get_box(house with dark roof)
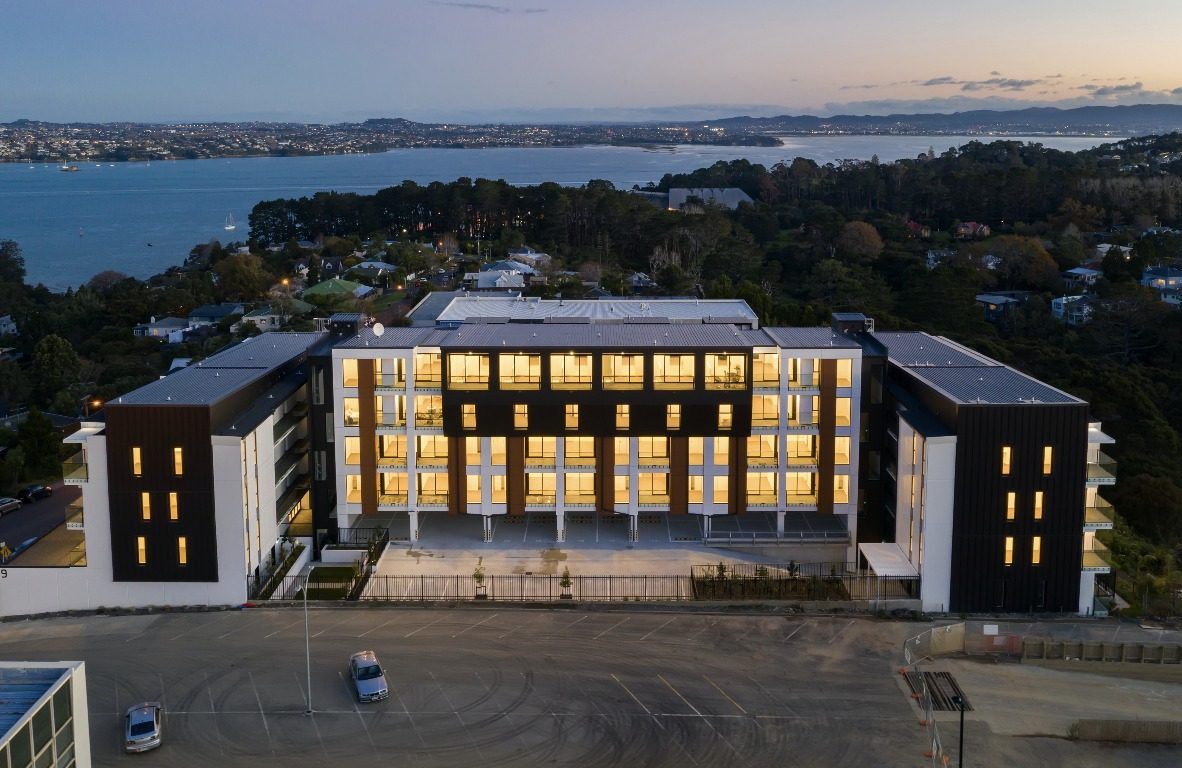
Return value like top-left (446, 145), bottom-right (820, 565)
top-left (667, 187), bottom-right (754, 211)
top-left (188, 303), bottom-right (245, 327)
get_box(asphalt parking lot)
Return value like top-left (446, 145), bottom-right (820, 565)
top-left (0, 609), bottom-right (1178, 767)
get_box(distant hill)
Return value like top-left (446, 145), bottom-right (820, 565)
top-left (707, 104), bottom-right (1182, 136)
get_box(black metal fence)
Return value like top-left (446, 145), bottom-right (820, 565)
top-left (690, 562), bottom-right (917, 601)
top-left (361, 574), bottom-right (691, 602)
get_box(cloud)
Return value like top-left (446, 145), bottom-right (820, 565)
top-left (1091, 81), bottom-right (1145, 97)
top-left (1046, 73), bottom-right (1064, 79)
top-left (918, 75), bottom-right (1043, 92)
top-left (840, 83), bottom-right (881, 91)
top-left (919, 76), bottom-right (960, 86)
top-left (430, 1), bottom-right (547, 13)
top-left (990, 70), bottom-right (1001, 76)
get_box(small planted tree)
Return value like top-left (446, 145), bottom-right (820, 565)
top-left (473, 561), bottom-right (487, 599)
top-left (559, 566), bottom-right (573, 599)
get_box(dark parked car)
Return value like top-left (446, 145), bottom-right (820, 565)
top-left (17, 484), bottom-right (52, 503)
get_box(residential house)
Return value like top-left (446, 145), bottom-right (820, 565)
top-left (906, 220), bottom-right (932, 239)
top-left (461, 271), bottom-right (525, 292)
top-left (925, 250), bottom-right (955, 270)
top-left (627, 272), bottom-right (658, 291)
top-left (975, 291), bottom-right (1030, 324)
top-left (667, 187), bottom-right (754, 212)
top-left (132, 316), bottom-right (192, 342)
top-left (1141, 265), bottom-right (1182, 292)
top-left (954, 222), bottom-right (992, 239)
top-left (1096, 243), bottom-right (1132, 261)
top-left (507, 246), bottom-right (551, 270)
top-left (1063, 267), bottom-right (1103, 291)
top-left (188, 303), bottom-right (245, 328)
top-left (302, 277), bottom-right (374, 301)
top-left (1051, 295), bottom-right (1093, 326)
top-left (236, 300), bottom-right (315, 331)
top-left (0, 314), bottom-right (17, 337)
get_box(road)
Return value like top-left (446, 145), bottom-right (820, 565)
top-left (1, 609), bottom-right (1178, 767)
top-left (0, 481), bottom-right (76, 559)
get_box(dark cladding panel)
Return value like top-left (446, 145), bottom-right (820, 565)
top-left (817, 359), bottom-right (836, 513)
top-left (357, 360), bottom-right (377, 515)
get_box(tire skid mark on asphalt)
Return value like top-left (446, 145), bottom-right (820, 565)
top-left (204, 672), bottom-right (226, 759)
top-left (741, 672), bottom-right (802, 719)
top-left (609, 674), bottom-right (663, 729)
top-left (593, 617), bottom-right (629, 639)
top-left (339, 671), bottom-right (377, 754)
top-left (452, 612), bottom-right (498, 638)
top-left (404, 616), bottom-right (446, 637)
top-left (474, 670), bottom-right (530, 756)
top-left (428, 669), bottom-right (488, 764)
top-left (658, 674), bottom-right (742, 757)
top-left (687, 618), bottom-right (716, 641)
top-left (246, 669), bottom-right (275, 758)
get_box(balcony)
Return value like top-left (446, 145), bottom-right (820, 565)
top-left (787, 455), bottom-right (819, 467)
top-left (65, 499), bottom-right (84, 531)
top-left (62, 452), bottom-right (89, 484)
top-left (1084, 497), bottom-right (1115, 531)
top-left (376, 455), bottom-right (407, 467)
top-left (748, 456), bottom-right (778, 468)
top-left (786, 494), bottom-right (819, 507)
top-left (374, 373), bottom-right (405, 390)
top-left (274, 446), bottom-right (308, 487)
top-left (415, 411), bottom-right (443, 429)
top-left (273, 404), bottom-right (308, 443)
top-left (1087, 451), bottom-right (1117, 485)
top-left (416, 455), bottom-right (448, 468)
top-left (378, 492), bottom-right (409, 507)
top-left (1082, 539), bottom-right (1113, 572)
top-left (787, 375), bottom-right (817, 391)
top-left (418, 493), bottom-right (448, 507)
top-left (375, 414), bottom-right (407, 430)
top-left (525, 457), bottom-right (556, 468)
top-left (525, 494), bottom-right (556, 507)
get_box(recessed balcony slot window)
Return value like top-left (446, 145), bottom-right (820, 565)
top-left (513, 404), bottom-right (529, 430)
top-left (835, 397), bottom-right (852, 427)
top-left (465, 436), bottom-right (481, 465)
top-left (342, 359), bottom-right (358, 388)
top-left (447, 353), bottom-right (490, 390)
top-left (490, 437), bottom-right (507, 466)
top-left (718, 404), bottom-right (733, 430)
top-left (638, 472), bottom-right (669, 504)
top-left (1032, 536), bottom-right (1042, 565)
top-left (564, 472), bottom-right (595, 504)
top-left (688, 475), bottom-right (705, 503)
top-left (551, 353), bottom-right (593, 390)
top-left (375, 357), bottom-right (406, 388)
top-left (705, 353), bottom-right (746, 390)
top-left (688, 437), bottom-right (704, 466)
top-left (835, 359), bottom-right (853, 388)
top-left (168, 492), bottom-right (179, 521)
top-left (787, 434), bottom-right (817, 464)
top-left (603, 354), bottom-right (644, 390)
top-left (173, 447), bottom-right (184, 476)
top-left (131, 446), bottom-right (142, 477)
top-left (565, 404), bottom-right (579, 430)
top-left (379, 472), bottom-right (408, 504)
top-left (1042, 446), bottom-right (1053, 475)
top-left (786, 471), bottom-right (817, 503)
top-left (490, 474), bottom-right (507, 503)
top-left (638, 436), bottom-right (669, 466)
top-left (414, 352), bottom-right (442, 387)
top-left (834, 475), bottom-right (850, 504)
top-left (565, 436), bottom-right (595, 466)
top-left (746, 471), bottom-right (777, 505)
top-left (752, 352), bottom-right (779, 387)
top-left (527, 436), bottom-right (556, 467)
top-left (786, 358), bottom-right (807, 387)
top-left (177, 536), bottom-right (188, 566)
top-left (379, 435), bottom-right (407, 466)
top-left (614, 475), bottom-right (629, 505)
top-left (712, 475), bottom-right (729, 505)
top-left (416, 435), bottom-right (449, 466)
top-left (140, 492), bottom-right (151, 521)
top-left (136, 536), bottom-right (147, 565)
top-left (786, 395), bottom-right (811, 427)
top-left (834, 436), bottom-right (851, 465)
top-left (752, 395), bottom-right (779, 427)
top-left (1006, 491), bottom-right (1017, 521)
top-left (345, 474), bottom-right (362, 503)
top-left (343, 398), bottom-right (360, 427)
top-left (466, 475), bottom-right (482, 505)
top-left (1001, 446), bottom-right (1012, 476)
top-left (462, 403), bottom-right (476, 430)
top-left (499, 353), bottom-right (541, 390)
top-left (615, 404), bottom-right (630, 430)
top-left (614, 437), bottom-right (630, 466)
top-left (526, 472), bottom-right (556, 505)
top-left (666, 404), bottom-right (681, 430)
top-left (654, 354), bottom-right (695, 390)
top-left (1004, 536), bottom-right (1014, 566)
top-left (415, 395), bottom-right (443, 428)
top-left (747, 435), bottom-right (778, 466)
top-left (344, 436), bottom-right (361, 465)
top-left (1033, 491), bottom-right (1044, 520)
top-left (417, 472), bottom-right (449, 505)
top-left (378, 395), bottom-right (407, 428)
top-left (713, 437), bottom-right (730, 467)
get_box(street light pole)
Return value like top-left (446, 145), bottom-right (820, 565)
top-left (951, 694), bottom-right (965, 766)
top-left (303, 570), bottom-right (313, 715)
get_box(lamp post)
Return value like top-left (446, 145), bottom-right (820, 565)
top-left (951, 694), bottom-right (965, 766)
top-left (303, 570), bottom-right (313, 715)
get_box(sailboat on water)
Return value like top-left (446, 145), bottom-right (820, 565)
top-left (224, 213), bottom-right (237, 232)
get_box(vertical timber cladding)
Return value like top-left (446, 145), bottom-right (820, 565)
top-left (507, 436), bottom-right (526, 516)
top-left (729, 436), bottom-right (747, 514)
top-left (669, 437), bottom-right (688, 514)
top-left (357, 359), bottom-right (378, 516)
top-left (105, 404), bottom-right (218, 582)
top-left (817, 359), bottom-right (837, 513)
top-left (447, 437), bottom-right (466, 514)
top-left (595, 437), bottom-right (613, 513)
top-left (949, 404), bottom-right (1088, 613)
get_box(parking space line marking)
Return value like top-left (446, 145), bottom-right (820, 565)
top-left (311, 616), bottom-right (352, 638)
top-left (430, 670), bottom-right (489, 763)
top-left (639, 617), bottom-right (677, 641)
top-left (827, 619), bottom-right (855, 645)
top-left (610, 674), bottom-right (663, 729)
top-left (593, 617), bottom-right (629, 639)
top-left (358, 616), bottom-right (399, 638)
top-left (392, 684), bottom-right (427, 746)
top-left (168, 613), bottom-right (227, 642)
top-left (783, 620), bottom-right (809, 642)
top-left (498, 614), bottom-right (542, 639)
top-left (559, 614), bottom-right (589, 633)
top-left (688, 619), bottom-right (715, 640)
top-left (405, 616), bottom-right (446, 637)
top-left (205, 672), bottom-right (225, 758)
top-left (216, 615), bottom-right (261, 640)
top-left (247, 670), bottom-right (275, 757)
top-left (703, 675), bottom-right (747, 715)
top-left (263, 618), bottom-right (304, 639)
top-left (476, 670), bottom-right (531, 753)
top-left (453, 613), bottom-right (498, 638)
top-left (340, 671), bottom-right (377, 752)
top-left (660, 674), bottom-right (740, 756)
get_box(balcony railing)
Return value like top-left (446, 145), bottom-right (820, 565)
top-left (375, 414), bottom-right (407, 430)
top-left (1082, 539), bottom-right (1113, 572)
top-left (65, 499), bottom-right (84, 530)
top-left (525, 494), bottom-right (556, 505)
top-left (1087, 451), bottom-right (1117, 485)
top-left (1085, 497), bottom-right (1115, 530)
top-left (416, 456), bottom-right (448, 468)
top-left (787, 455), bottom-right (819, 467)
top-left (415, 412), bottom-right (443, 428)
top-left (378, 493), bottom-right (409, 506)
top-left (376, 455), bottom-right (407, 467)
top-left (374, 374), bottom-right (406, 390)
top-left (787, 375), bottom-right (817, 390)
top-left (525, 457), bottom-right (556, 468)
top-left (62, 452), bottom-right (89, 484)
top-left (564, 456), bottom-right (595, 468)
top-left (786, 494), bottom-right (819, 507)
top-left (418, 493), bottom-right (448, 506)
top-left (748, 456), bottom-right (778, 467)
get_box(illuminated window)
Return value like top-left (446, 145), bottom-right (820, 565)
top-left (705, 353), bottom-right (747, 390)
top-left (414, 395), bottom-right (443, 427)
top-left (746, 471), bottom-right (777, 505)
top-left (752, 352), bottom-right (779, 387)
top-left (564, 472), bottom-right (595, 504)
top-left (688, 437), bottom-right (704, 465)
top-left (835, 397), bottom-right (852, 427)
top-left (565, 437), bottom-right (595, 466)
top-left (375, 357), bottom-right (406, 388)
top-left (177, 536), bottom-right (188, 566)
top-left (514, 404), bottom-right (529, 430)
top-left (712, 475), bottom-right (729, 504)
top-left (614, 437), bottom-right (629, 465)
top-left (785, 395), bottom-right (805, 426)
top-left (344, 436), bottom-right (361, 465)
top-left (718, 404), bottom-right (733, 430)
top-left (379, 473), bottom-right (408, 504)
top-left (666, 404), bottom-right (681, 430)
top-left (688, 475), bottom-right (704, 503)
top-left (1001, 446), bottom-right (1012, 476)
top-left (447, 353), bottom-right (489, 390)
top-left (136, 536), bottom-right (147, 565)
top-left (1004, 536), bottom-right (1014, 566)
top-left (786, 357), bottom-right (804, 387)
top-left (1042, 446), bottom-right (1053, 475)
top-left (752, 395), bottom-right (779, 427)
top-left (417, 472), bottom-right (449, 504)
top-left (638, 472), bottom-right (669, 504)
top-left (1034, 491), bottom-right (1044, 520)
top-left (834, 436), bottom-right (851, 465)
top-left (462, 403), bottom-right (476, 430)
top-left (465, 436), bottom-right (481, 465)
top-left (1032, 536), bottom-right (1042, 565)
top-left (466, 475), bottom-right (482, 505)
top-left (378, 435), bottom-right (407, 465)
top-left (550, 353), bottom-right (593, 390)
top-left (614, 475), bottom-right (630, 505)
top-left (713, 437), bottom-right (730, 466)
top-left (747, 435), bottom-right (777, 466)
top-left (381, 395), bottom-right (407, 427)
top-left (416, 435), bottom-right (448, 466)
top-left (1006, 491), bottom-right (1017, 521)
top-left (173, 446), bottom-right (184, 476)
top-left (603, 354), bottom-right (644, 389)
top-left (785, 471), bottom-right (817, 501)
top-left (490, 437), bottom-right (507, 465)
top-left (527, 436), bottom-right (556, 466)
top-left (565, 404), bottom-right (579, 430)
top-left (131, 446), bottom-right (142, 476)
top-left (835, 359), bottom-right (853, 388)
top-left (140, 492), bottom-right (151, 521)
top-left (616, 403), bottom-right (630, 430)
top-left (526, 472), bottom-right (556, 504)
top-left (834, 475), bottom-right (850, 504)
top-left (413, 352), bottom-right (442, 387)
top-left (168, 492), bottom-right (178, 521)
top-left (638, 437), bottom-right (669, 465)
top-left (499, 353), bottom-right (541, 390)
top-left (346, 474), bottom-right (362, 503)
top-left (342, 398), bottom-right (360, 426)
top-left (654, 354), bottom-right (695, 390)
top-left (490, 475), bottom-right (507, 503)
top-left (787, 434), bottom-right (816, 463)
top-left (342, 359), bottom-right (358, 388)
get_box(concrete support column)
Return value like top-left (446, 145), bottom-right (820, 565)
top-left (777, 510), bottom-right (786, 537)
top-left (703, 514), bottom-right (712, 539)
top-left (482, 514), bottom-right (493, 543)
top-left (556, 510), bottom-right (566, 543)
top-left (629, 513), bottom-right (638, 542)
top-left (409, 510), bottom-right (420, 543)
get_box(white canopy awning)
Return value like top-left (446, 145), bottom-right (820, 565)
top-left (859, 543), bottom-right (919, 578)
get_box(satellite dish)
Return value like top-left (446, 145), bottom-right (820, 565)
top-left (372, 322), bottom-right (385, 337)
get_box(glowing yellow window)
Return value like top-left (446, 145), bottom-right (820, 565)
top-left (616, 403), bottom-right (630, 430)
top-left (614, 475), bottom-right (629, 505)
top-left (341, 359), bottom-right (358, 388)
top-left (466, 475), bottom-right (482, 505)
top-left (417, 472), bottom-right (449, 504)
top-left (1033, 491), bottom-right (1044, 520)
top-left (688, 475), bottom-right (704, 503)
top-left (344, 436), bottom-right (361, 465)
top-left (379, 473), bottom-right (408, 504)
top-left (136, 536), bottom-right (147, 565)
top-left (527, 436), bottom-right (556, 466)
top-left (447, 353), bottom-right (489, 390)
top-left (465, 437), bottom-right (481, 464)
top-left (490, 475), bottom-right (507, 503)
top-left (140, 492), bottom-right (151, 521)
top-left (1006, 491), bottom-right (1017, 521)
top-left (834, 475), bottom-right (850, 504)
top-left (746, 471), bottom-right (777, 504)
top-left (712, 475), bottom-right (729, 504)
top-left (565, 437), bottom-right (595, 466)
top-left (379, 435), bottom-right (407, 466)
top-left (1004, 536), bottom-right (1014, 566)
top-left (834, 436), bottom-right (851, 465)
top-left (131, 446), bottom-right (142, 476)
top-left (173, 446), bottom-right (184, 476)
top-left (638, 472), bottom-right (669, 504)
top-left (168, 492), bottom-right (179, 521)
top-left (550, 353), bottom-right (593, 390)
top-left (414, 395), bottom-right (443, 427)
top-left (638, 437), bottom-right (669, 466)
top-left (705, 353), bottom-right (746, 390)
top-left (526, 472), bottom-right (556, 504)
top-left (1031, 536), bottom-right (1042, 565)
top-left (177, 536), bottom-right (188, 566)
top-left (462, 403), bottom-right (476, 430)
top-left (1001, 446), bottom-right (1012, 476)
top-left (565, 404), bottom-right (579, 430)
top-left (346, 474), bottom-right (362, 503)
top-left (514, 404), bottom-right (529, 430)
top-left (614, 437), bottom-right (629, 466)
top-left (414, 352), bottom-right (442, 387)
top-left (713, 437), bottom-right (729, 466)
top-left (499, 353), bottom-right (541, 390)
top-left (654, 354), bottom-right (695, 390)
top-left (835, 359), bottom-right (853, 388)
top-left (666, 404), bottom-right (681, 430)
top-left (343, 398), bottom-right (360, 426)
top-left (564, 472), bottom-right (594, 504)
top-left (416, 435), bottom-right (448, 466)
top-left (747, 435), bottom-right (777, 466)
top-left (752, 395), bottom-right (779, 427)
top-left (835, 397), bottom-right (852, 427)
top-left (603, 354), bottom-right (644, 390)
top-left (490, 437), bottom-right (507, 466)
top-left (1042, 446), bottom-right (1053, 475)
top-left (787, 434), bottom-right (816, 463)
top-left (688, 437), bottom-right (704, 465)
top-left (752, 352), bottom-right (779, 387)
top-left (718, 404), bottom-right (733, 430)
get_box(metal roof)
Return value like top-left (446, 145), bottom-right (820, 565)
top-left (438, 323), bottom-right (758, 349)
top-left (431, 297), bottom-right (759, 325)
top-left (761, 327), bottom-right (863, 350)
top-left (0, 667), bottom-right (68, 741)
top-left (335, 327), bottom-right (452, 350)
top-left (870, 332), bottom-right (998, 368)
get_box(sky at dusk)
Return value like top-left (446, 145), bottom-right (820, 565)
top-left (3, 0), bottom-right (1182, 123)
